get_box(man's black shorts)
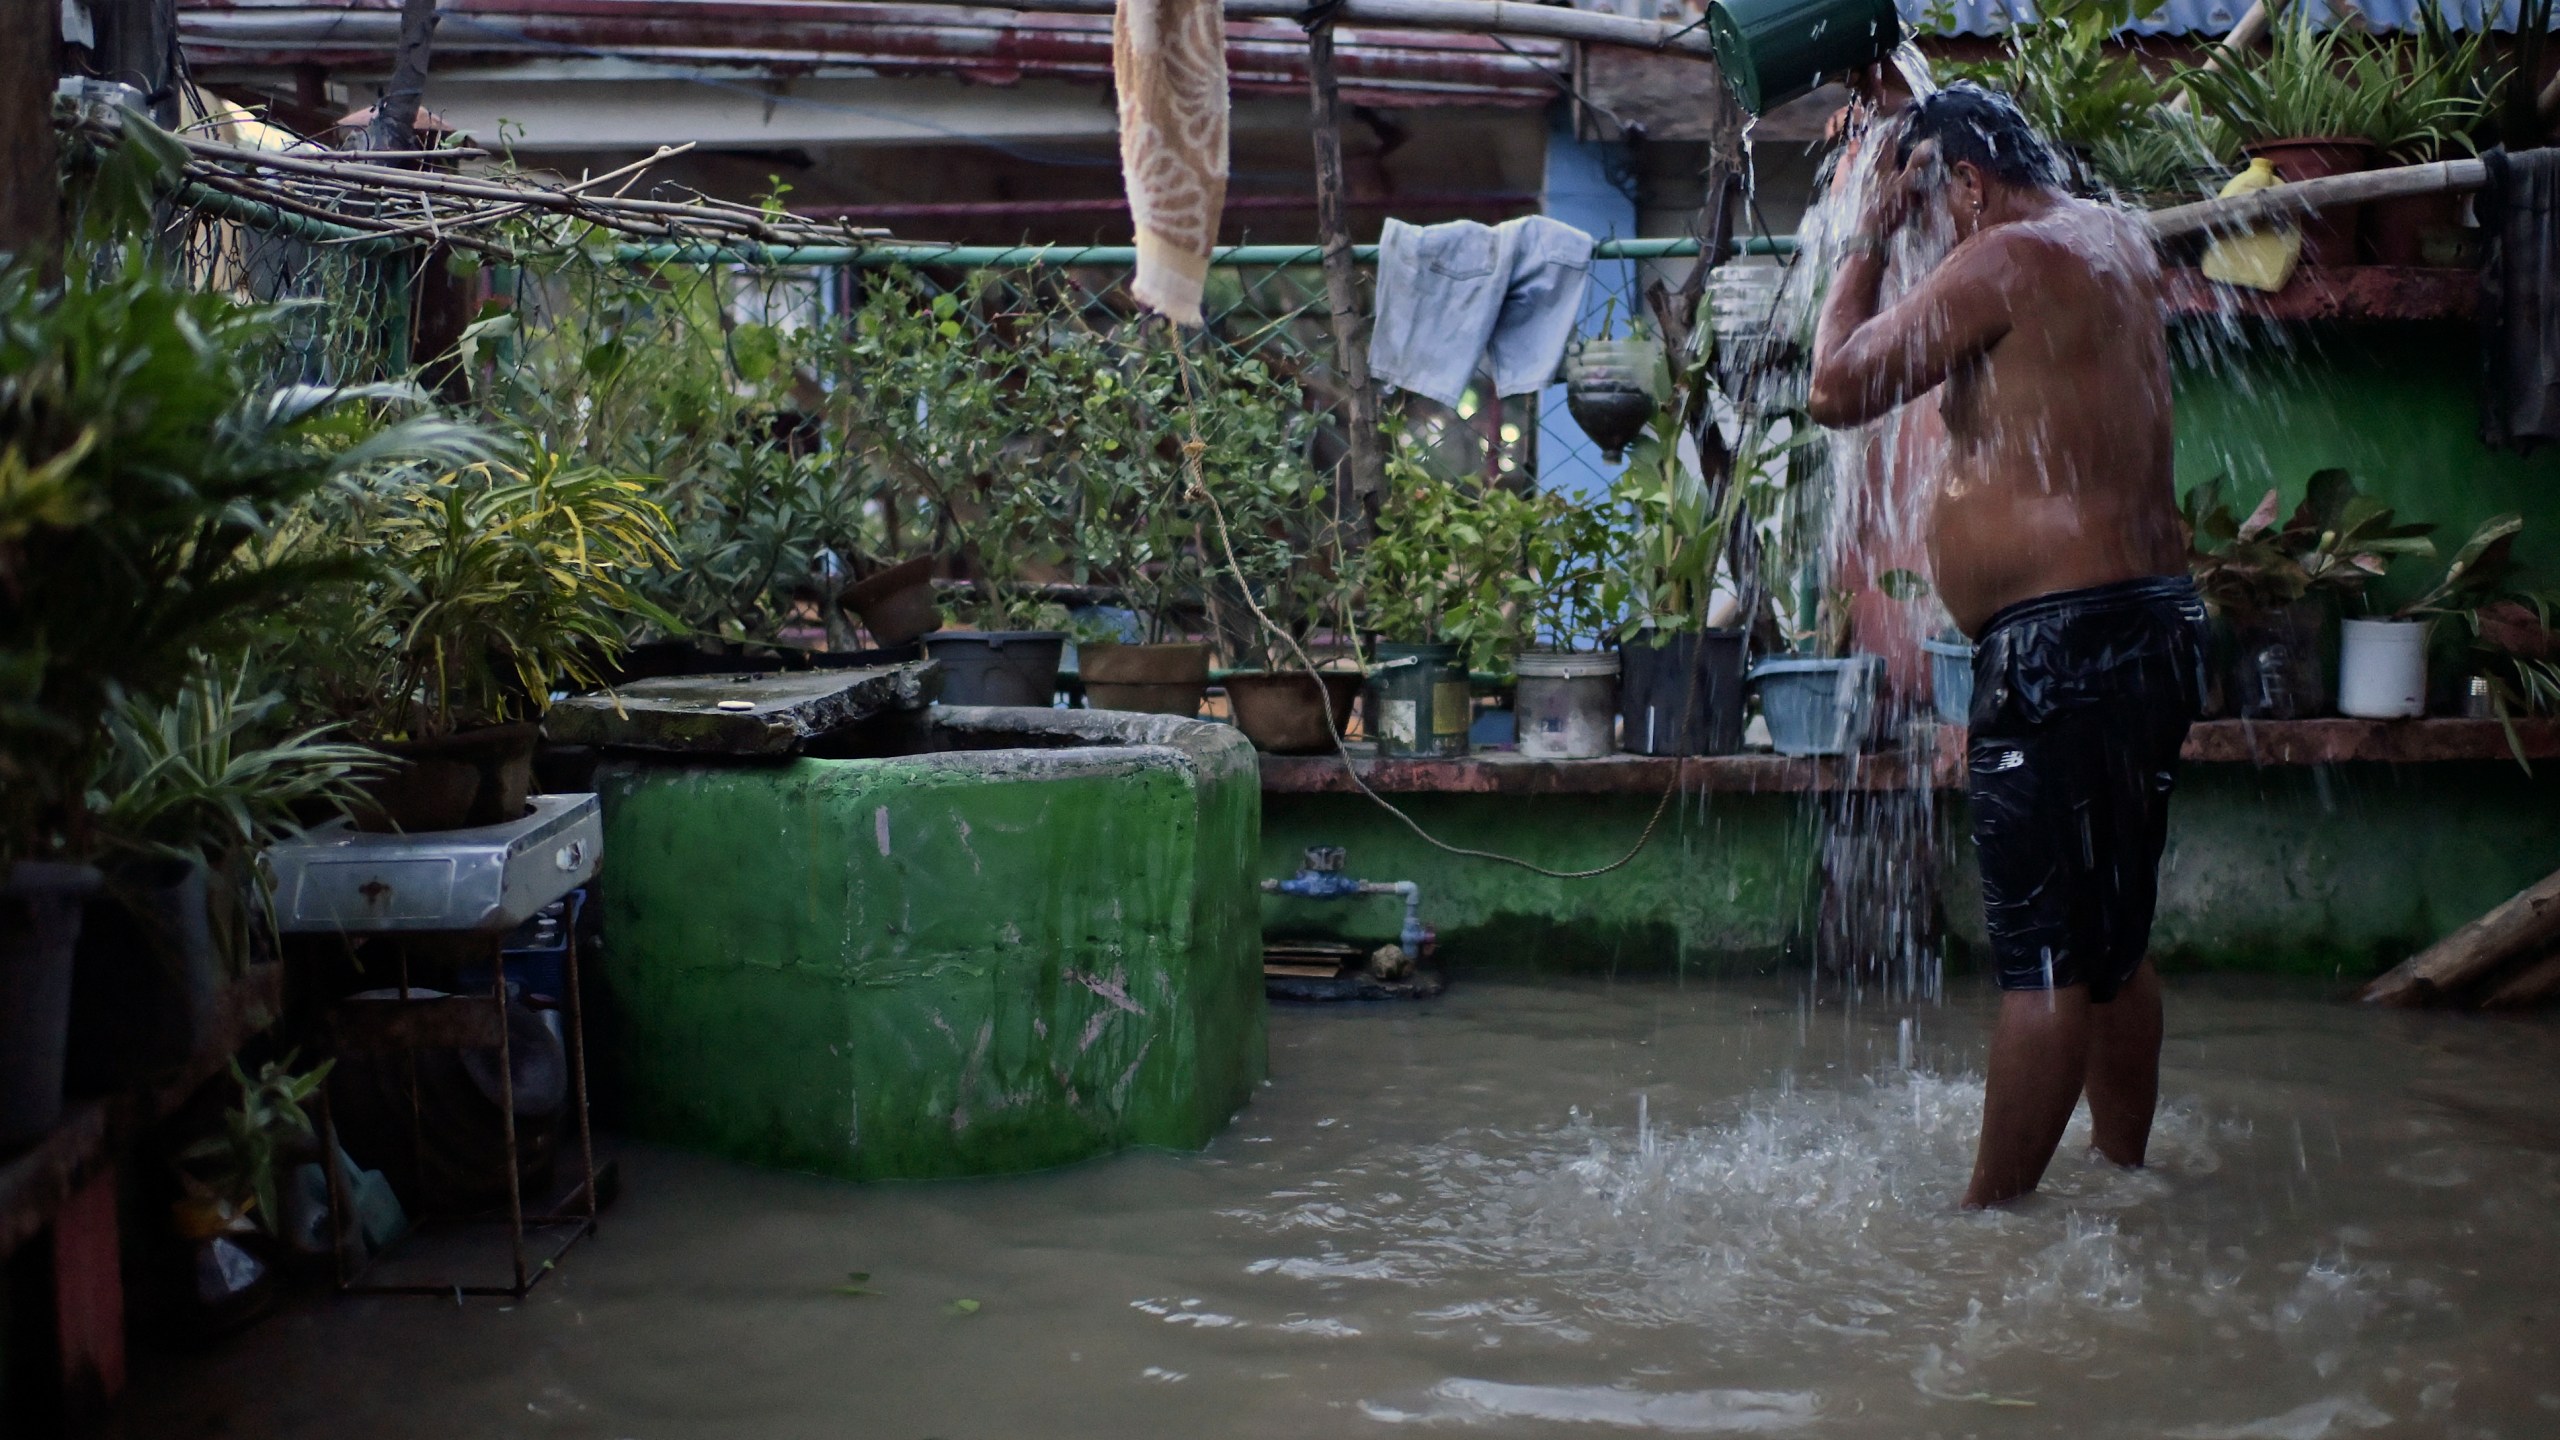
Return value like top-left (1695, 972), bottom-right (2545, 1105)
top-left (1966, 575), bottom-right (2208, 1003)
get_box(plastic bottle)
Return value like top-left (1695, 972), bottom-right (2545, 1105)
top-left (2200, 158), bottom-right (2304, 293)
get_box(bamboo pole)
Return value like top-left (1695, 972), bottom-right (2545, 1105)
top-left (2144, 157), bottom-right (2491, 242)
top-left (2163, 0), bottom-right (2267, 116)
top-left (2361, 865), bottom-right (2560, 1006)
top-left (1305, 15), bottom-right (1386, 505)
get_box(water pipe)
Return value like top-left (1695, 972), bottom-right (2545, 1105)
top-left (1261, 846), bottom-right (1432, 955)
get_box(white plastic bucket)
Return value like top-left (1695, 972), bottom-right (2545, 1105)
top-left (1514, 650), bottom-right (1621, 760)
top-left (2338, 617), bottom-right (2429, 718)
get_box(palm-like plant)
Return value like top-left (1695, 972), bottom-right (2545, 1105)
top-left (297, 444), bottom-right (679, 741)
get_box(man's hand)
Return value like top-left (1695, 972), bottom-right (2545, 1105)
top-left (1858, 138), bottom-right (1938, 246)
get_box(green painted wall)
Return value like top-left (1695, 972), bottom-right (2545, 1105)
top-left (1265, 762), bottom-right (2560, 980)
top-left (2172, 321), bottom-right (2560, 608)
top-left (2148, 761), bottom-right (2560, 980)
top-left (1261, 792), bottom-right (1817, 974)
top-left (595, 725), bottom-right (1265, 1181)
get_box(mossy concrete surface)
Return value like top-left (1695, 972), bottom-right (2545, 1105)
top-left (595, 708), bottom-right (1265, 1180)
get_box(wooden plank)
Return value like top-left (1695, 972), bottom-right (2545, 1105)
top-left (2362, 865), bottom-right (2560, 1006)
top-left (544, 661), bottom-right (938, 754)
top-left (0, 963), bottom-right (285, 1262)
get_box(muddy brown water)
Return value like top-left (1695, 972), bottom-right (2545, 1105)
top-left (121, 978), bottom-right (2560, 1439)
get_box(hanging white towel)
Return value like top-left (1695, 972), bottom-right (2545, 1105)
top-left (1113, 0), bottom-right (1229, 326)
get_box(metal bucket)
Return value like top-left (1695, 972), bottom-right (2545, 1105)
top-left (1364, 642), bottom-right (1471, 758)
top-left (1514, 650), bottom-right (1621, 760)
top-left (1705, 0), bottom-right (1902, 116)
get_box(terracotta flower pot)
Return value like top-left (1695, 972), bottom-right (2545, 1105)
top-left (844, 556), bottom-right (941, 647)
top-left (358, 722), bottom-right (540, 833)
top-left (2364, 190), bottom-right (2467, 268)
top-left (2243, 136), bottom-right (2379, 270)
top-left (1222, 670), bottom-right (1363, 754)
top-left (1078, 641), bottom-right (1214, 716)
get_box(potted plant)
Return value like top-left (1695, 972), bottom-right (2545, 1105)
top-left (1510, 493), bottom-right (1622, 760)
top-left (2182, 470), bottom-right (2439, 718)
top-left (1751, 581), bottom-right (1889, 756)
top-left (834, 272), bottom-right (1074, 707)
top-left (1204, 426), bottom-right (1364, 753)
top-left (1357, 439), bottom-right (1551, 758)
top-left (1, 191), bottom-right (472, 1144)
top-left (1061, 327), bottom-right (1312, 717)
top-left (1614, 390), bottom-right (1796, 757)
top-left (2379, 512), bottom-right (2560, 757)
top-left (280, 441), bottom-right (677, 830)
top-left (2362, 9), bottom-right (2501, 266)
top-left (2177, 17), bottom-right (2468, 268)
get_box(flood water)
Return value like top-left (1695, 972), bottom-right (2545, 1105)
top-left (124, 978), bottom-right (2560, 1439)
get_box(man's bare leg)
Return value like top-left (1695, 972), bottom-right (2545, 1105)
top-left (2082, 959), bottom-right (2162, 1167)
top-left (1964, 983), bottom-right (2091, 1209)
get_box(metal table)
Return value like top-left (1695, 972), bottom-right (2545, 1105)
top-left (263, 794), bottom-right (603, 1298)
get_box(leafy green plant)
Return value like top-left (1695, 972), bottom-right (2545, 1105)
top-left (281, 443), bottom-right (678, 741)
top-left (636, 433), bottom-right (875, 647)
top-left (178, 1054), bottom-right (334, 1241)
top-left (2394, 513), bottom-right (2560, 757)
top-left (2181, 470), bottom-right (2438, 621)
top-left (1058, 320), bottom-right (1319, 645)
top-left (1362, 438), bottom-right (1591, 673)
top-left (829, 272), bottom-right (1076, 632)
top-left (0, 245), bottom-right (483, 859)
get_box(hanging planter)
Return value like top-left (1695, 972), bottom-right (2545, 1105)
top-left (1563, 336), bottom-right (1664, 464)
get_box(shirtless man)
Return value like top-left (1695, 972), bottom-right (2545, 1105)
top-left (1806, 84), bottom-right (2207, 1209)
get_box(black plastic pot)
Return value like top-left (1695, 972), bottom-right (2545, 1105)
top-left (924, 631), bottom-right (1067, 708)
top-left (1618, 628), bottom-right (1748, 756)
top-left (67, 857), bottom-right (223, 1095)
top-left (1, 862), bottom-right (103, 1150)
top-left (2228, 598), bottom-right (2333, 720)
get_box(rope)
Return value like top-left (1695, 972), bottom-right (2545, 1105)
top-left (1171, 347), bottom-right (1699, 881)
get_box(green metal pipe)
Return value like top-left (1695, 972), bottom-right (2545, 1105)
top-left (174, 179), bottom-right (418, 257)
top-left (611, 235), bottom-right (1799, 268)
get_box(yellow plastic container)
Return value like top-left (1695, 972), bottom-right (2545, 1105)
top-left (2200, 158), bottom-right (2303, 293)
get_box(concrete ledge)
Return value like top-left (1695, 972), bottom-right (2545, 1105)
top-left (2163, 266), bottom-right (2474, 325)
top-left (1258, 719), bottom-right (2560, 794)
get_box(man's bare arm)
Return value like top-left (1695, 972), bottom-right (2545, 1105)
top-left (1809, 231), bottom-right (2019, 428)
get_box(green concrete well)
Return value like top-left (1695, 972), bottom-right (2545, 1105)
top-left (595, 707), bottom-right (1266, 1180)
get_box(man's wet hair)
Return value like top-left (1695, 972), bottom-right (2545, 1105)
top-left (1892, 82), bottom-right (2062, 190)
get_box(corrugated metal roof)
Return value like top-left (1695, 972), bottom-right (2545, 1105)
top-left (1908, 0), bottom-right (2556, 36)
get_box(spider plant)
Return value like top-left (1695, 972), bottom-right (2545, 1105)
top-left (2176, 14), bottom-right (2473, 150)
top-left (90, 660), bottom-right (385, 867)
